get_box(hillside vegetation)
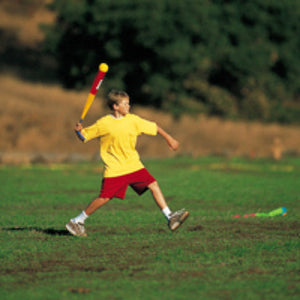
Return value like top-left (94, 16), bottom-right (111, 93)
top-left (1, 74), bottom-right (299, 164)
top-left (44, 0), bottom-right (300, 122)
top-left (0, 1), bottom-right (299, 164)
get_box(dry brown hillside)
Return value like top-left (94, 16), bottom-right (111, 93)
top-left (1, 74), bottom-right (299, 164)
top-left (0, 1), bottom-right (299, 164)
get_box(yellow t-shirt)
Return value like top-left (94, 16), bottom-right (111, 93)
top-left (82, 114), bottom-right (157, 177)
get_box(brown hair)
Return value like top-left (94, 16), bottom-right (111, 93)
top-left (107, 90), bottom-right (129, 110)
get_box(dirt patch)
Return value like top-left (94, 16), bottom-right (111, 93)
top-left (0, 0), bottom-right (55, 47)
top-left (189, 225), bottom-right (204, 232)
top-left (68, 287), bottom-right (91, 294)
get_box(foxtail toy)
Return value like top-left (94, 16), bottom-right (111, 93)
top-left (233, 207), bottom-right (287, 218)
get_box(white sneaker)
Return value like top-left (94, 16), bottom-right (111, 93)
top-left (66, 220), bottom-right (87, 237)
top-left (168, 209), bottom-right (189, 231)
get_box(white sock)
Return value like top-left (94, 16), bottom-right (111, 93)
top-left (162, 206), bottom-right (172, 220)
top-left (72, 211), bottom-right (88, 224)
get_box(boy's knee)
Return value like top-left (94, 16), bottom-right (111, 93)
top-left (148, 181), bottom-right (159, 191)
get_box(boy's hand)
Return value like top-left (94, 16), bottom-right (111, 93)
top-left (74, 123), bottom-right (86, 141)
top-left (168, 137), bottom-right (179, 151)
top-left (157, 126), bottom-right (179, 151)
top-left (74, 123), bottom-right (83, 132)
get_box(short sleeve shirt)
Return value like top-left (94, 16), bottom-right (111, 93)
top-left (82, 114), bottom-right (157, 177)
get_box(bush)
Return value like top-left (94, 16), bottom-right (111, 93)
top-left (241, 90), bottom-right (271, 121)
top-left (43, 0), bottom-right (300, 123)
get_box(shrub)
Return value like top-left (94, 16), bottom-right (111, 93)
top-left (43, 0), bottom-right (300, 122)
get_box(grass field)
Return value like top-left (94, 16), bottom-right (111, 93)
top-left (0, 156), bottom-right (299, 300)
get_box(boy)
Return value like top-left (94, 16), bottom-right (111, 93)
top-left (66, 90), bottom-right (189, 236)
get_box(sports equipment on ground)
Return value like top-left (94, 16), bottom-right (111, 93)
top-left (168, 209), bottom-right (190, 231)
top-left (233, 206), bottom-right (287, 218)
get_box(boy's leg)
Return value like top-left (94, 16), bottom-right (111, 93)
top-left (66, 175), bottom-right (127, 236)
top-left (66, 197), bottom-right (110, 236)
top-left (147, 181), bottom-right (168, 210)
top-left (147, 181), bottom-right (189, 231)
top-left (84, 197), bottom-right (110, 215)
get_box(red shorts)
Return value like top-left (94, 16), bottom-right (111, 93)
top-left (99, 168), bottom-right (156, 199)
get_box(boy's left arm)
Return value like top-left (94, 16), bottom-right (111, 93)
top-left (157, 125), bottom-right (179, 151)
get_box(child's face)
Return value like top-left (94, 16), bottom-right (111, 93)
top-left (115, 97), bottom-right (130, 116)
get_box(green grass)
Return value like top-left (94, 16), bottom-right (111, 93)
top-left (0, 156), bottom-right (299, 300)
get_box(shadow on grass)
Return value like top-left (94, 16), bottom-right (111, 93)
top-left (2, 227), bottom-right (70, 236)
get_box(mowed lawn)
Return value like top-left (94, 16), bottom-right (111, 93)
top-left (0, 156), bottom-right (299, 300)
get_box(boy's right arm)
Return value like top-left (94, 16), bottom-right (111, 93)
top-left (74, 123), bottom-right (86, 142)
top-left (74, 120), bottom-right (103, 142)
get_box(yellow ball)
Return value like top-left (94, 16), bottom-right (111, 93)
top-left (99, 63), bottom-right (109, 72)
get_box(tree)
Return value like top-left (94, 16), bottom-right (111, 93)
top-left (43, 0), bottom-right (300, 122)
